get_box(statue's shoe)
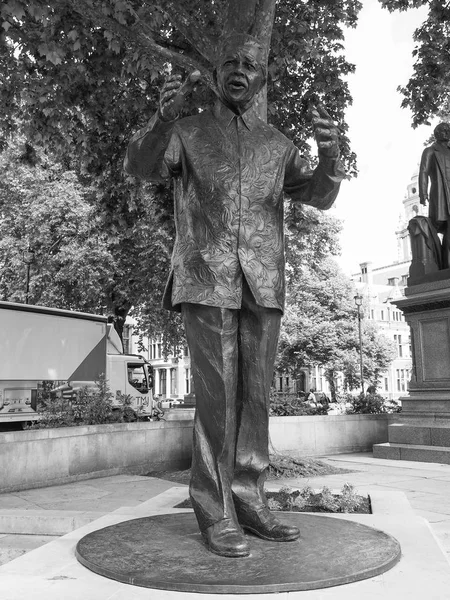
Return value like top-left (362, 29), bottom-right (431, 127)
top-left (201, 518), bottom-right (250, 558)
top-left (237, 505), bottom-right (300, 542)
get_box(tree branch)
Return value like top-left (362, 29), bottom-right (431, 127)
top-left (251, 0), bottom-right (276, 49)
top-left (57, 0), bottom-right (215, 88)
top-left (154, 0), bottom-right (218, 64)
top-left (224, 0), bottom-right (257, 37)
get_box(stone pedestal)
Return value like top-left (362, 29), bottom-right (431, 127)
top-left (374, 275), bottom-right (450, 463)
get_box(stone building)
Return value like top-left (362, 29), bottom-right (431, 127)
top-left (351, 167), bottom-right (424, 399)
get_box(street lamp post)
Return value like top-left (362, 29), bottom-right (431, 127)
top-left (22, 248), bottom-right (35, 304)
top-left (354, 293), bottom-right (364, 395)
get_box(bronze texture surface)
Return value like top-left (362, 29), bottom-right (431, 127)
top-left (76, 512), bottom-right (401, 594)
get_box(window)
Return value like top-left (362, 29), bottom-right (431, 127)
top-left (159, 370), bottom-right (167, 395)
top-left (170, 368), bottom-right (177, 396)
top-left (157, 343), bottom-right (162, 359)
top-left (370, 309), bottom-right (374, 320)
top-left (184, 346), bottom-right (189, 357)
top-left (380, 310), bottom-right (384, 321)
top-left (127, 364), bottom-right (148, 393)
top-left (185, 368), bottom-right (191, 394)
top-left (394, 334), bottom-right (403, 357)
top-left (396, 369), bottom-right (408, 392)
top-left (384, 377), bottom-right (389, 392)
top-left (122, 325), bottom-right (131, 354)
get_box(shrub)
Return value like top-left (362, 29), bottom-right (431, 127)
top-left (30, 376), bottom-right (131, 428)
top-left (349, 392), bottom-right (401, 414)
top-left (266, 483), bottom-right (369, 514)
top-left (269, 390), bottom-right (328, 417)
top-left (72, 377), bottom-right (116, 425)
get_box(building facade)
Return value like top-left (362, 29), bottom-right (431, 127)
top-left (351, 168), bottom-right (424, 399)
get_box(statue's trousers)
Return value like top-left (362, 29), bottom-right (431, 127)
top-left (181, 280), bottom-right (281, 532)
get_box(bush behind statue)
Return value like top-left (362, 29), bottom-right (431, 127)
top-left (345, 392), bottom-right (401, 415)
top-left (29, 376), bottom-right (136, 428)
top-left (270, 389), bottom-right (401, 417)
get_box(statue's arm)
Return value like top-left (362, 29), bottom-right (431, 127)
top-left (123, 113), bottom-right (177, 181)
top-left (419, 148), bottom-right (432, 205)
top-left (283, 148), bottom-right (345, 210)
top-left (124, 74), bottom-right (190, 180)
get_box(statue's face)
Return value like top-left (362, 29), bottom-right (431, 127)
top-left (435, 123), bottom-right (450, 142)
top-left (216, 43), bottom-right (264, 111)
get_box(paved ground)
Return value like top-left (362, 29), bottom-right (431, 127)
top-left (2, 452), bottom-right (450, 564)
top-left (0, 475), bottom-right (178, 565)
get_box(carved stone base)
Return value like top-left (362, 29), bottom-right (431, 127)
top-left (374, 278), bottom-right (450, 463)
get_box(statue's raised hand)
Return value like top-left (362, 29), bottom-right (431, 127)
top-left (159, 71), bottom-right (201, 122)
top-left (311, 105), bottom-right (340, 159)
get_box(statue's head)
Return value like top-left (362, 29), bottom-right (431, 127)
top-left (434, 122), bottom-right (450, 142)
top-left (214, 33), bottom-right (267, 112)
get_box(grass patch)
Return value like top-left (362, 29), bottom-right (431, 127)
top-left (146, 455), bottom-right (352, 486)
top-left (267, 454), bottom-right (353, 478)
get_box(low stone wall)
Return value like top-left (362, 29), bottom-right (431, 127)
top-left (0, 419), bottom-right (194, 493)
top-left (269, 414), bottom-right (390, 457)
top-left (0, 413), bottom-right (390, 493)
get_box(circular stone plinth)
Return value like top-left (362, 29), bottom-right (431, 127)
top-left (75, 512), bottom-right (401, 594)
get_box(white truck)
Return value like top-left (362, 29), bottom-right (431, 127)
top-left (0, 300), bottom-right (155, 424)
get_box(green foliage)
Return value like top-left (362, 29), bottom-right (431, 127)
top-left (347, 391), bottom-right (402, 414)
top-left (331, 391), bottom-right (402, 415)
top-left (33, 391), bottom-right (76, 429)
top-left (71, 377), bottom-right (117, 425)
top-left (267, 454), bottom-right (352, 479)
top-left (266, 483), bottom-right (369, 514)
top-left (269, 391), bottom-right (328, 417)
top-left (31, 376), bottom-right (127, 428)
top-left (378, 1), bottom-right (450, 127)
top-left (0, 0), bottom-right (363, 343)
top-left (0, 138), bottom-right (115, 309)
top-left (277, 220), bottom-right (397, 397)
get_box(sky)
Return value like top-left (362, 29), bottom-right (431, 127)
top-left (331, 0), bottom-right (432, 275)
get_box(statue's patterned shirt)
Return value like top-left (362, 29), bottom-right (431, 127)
top-left (125, 101), bottom-right (345, 313)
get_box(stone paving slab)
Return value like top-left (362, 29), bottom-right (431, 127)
top-left (0, 509), bottom-right (105, 535)
top-left (0, 475), bottom-right (177, 512)
top-left (0, 534), bottom-right (59, 567)
top-left (1, 488), bottom-right (450, 600)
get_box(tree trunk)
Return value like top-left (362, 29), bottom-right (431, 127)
top-left (222, 0), bottom-right (276, 122)
top-left (111, 302), bottom-right (132, 342)
top-left (325, 370), bottom-right (337, 402)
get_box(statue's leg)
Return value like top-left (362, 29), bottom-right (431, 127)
top-left (182, 303), bottom-right (249, 557)
top-left (232, 280), bottom-right (299, 541)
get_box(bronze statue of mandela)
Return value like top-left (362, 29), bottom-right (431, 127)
top-left (125, 33), bottom-right (344, 558)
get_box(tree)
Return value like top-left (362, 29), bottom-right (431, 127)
top-left (379, 1), bottom-right (450, 126)
top-left (0, 137), bottom-right (115, 309)
top-left (277, 211), bottom-right (396, 398)
top-left (0, 0), bottom-right (362, 340)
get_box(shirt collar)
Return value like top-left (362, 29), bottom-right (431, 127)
top-left (213, 100), bottom-right (260, 131)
